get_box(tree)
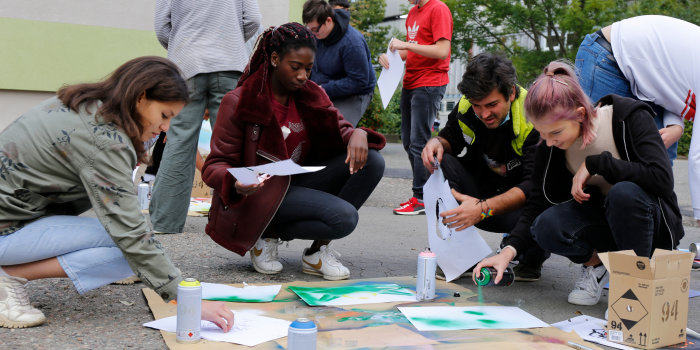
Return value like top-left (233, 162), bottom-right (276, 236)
top-left (443, 0), bottom-right (623, 83)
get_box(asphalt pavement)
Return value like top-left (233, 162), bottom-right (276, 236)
top-left (1, 142), bottom-right (698, 349)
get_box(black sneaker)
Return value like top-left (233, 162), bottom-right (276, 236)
top-left (513, 263), bottom-right (542, 282)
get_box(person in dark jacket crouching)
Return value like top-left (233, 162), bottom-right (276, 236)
top-left (474, 61), bottom-right (684, 306)
top-left (202, 23), bottom-right (386, 281)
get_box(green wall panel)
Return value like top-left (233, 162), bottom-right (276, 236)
top-left (0, 17), bottom-right (166, 92)
top-left (289, 0), bottom-right (304, 23)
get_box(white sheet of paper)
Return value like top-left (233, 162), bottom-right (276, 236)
top-left (143, 310), bottom-right (291, 347)
top-left (201, 282), bottom-right (281, 303)
top-left (423, 166), bottom-right (492, 281)
top-left (552, 315), bottom-right (635, 350)
top-left (399, 306), bottom-right (549, 331)
top-left (227, 159), bottom-right (325, 185)
top-left (376, 39), bottom-right (405, 109)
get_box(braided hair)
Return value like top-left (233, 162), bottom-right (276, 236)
top-left (238, 22), bottom-right (316, 91)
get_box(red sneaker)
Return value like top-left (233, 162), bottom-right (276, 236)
top-left (393, 197), bottom-right (425, 215)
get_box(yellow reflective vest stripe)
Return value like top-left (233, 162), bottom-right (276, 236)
top-left (456, 87), bottom-right (531, 156)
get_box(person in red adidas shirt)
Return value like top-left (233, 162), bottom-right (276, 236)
top-left (378, 0), bottom-right (452, 215)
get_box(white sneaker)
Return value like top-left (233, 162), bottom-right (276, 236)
top-left (250, 238), bottom-right (283, 274)
top-left (302, 245), bottom-right (350, 281)
top-left (568, 264), bottom-right (609, 306)
top-left (0, 276), bottom-right (46, 328)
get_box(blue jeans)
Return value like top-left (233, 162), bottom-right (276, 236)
top-left (150, 71), bottom-right (241, 232)
top-left (267, 150), bottom-right (384, 241)
top-left (531, 182), bottom-right (658, 264)
top-left (400, 85), bottom-right (446, 199)
top-left (0, 216), bottom-right (134, 294)
top-left (575, 33), bottom-right (677, 162)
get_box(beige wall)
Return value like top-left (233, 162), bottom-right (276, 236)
top-left (0, 0), bottom-right (294, 131)
top-left (0, 91), bottom-right (55, 131)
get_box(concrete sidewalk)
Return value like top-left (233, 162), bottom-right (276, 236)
top-left (1, 143), bottom-right (698, 349)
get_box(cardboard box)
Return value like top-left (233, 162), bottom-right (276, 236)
top-left (599, 249), bottom-right (694, 349)
top-left (191, 169), bottom-right (212, 198)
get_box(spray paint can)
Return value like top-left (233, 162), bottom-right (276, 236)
top-left (287, 317), bottom-right (317, 350)
top-left (416, 248), bottom-right (437, 300)
top-left (475, 267), bottom-right (514, 287)
top-left (690, 243), bottom-right (700, 258)
top-left (137, 183), bottom-right (151, 210)
top-left (176, 278), bottom-right (202, 343)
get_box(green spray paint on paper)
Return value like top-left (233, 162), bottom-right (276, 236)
top-left (410, 315), bottom-right (503, 330)
top-left (204, 296), bottom-right (271, 303)
top-left (288, 284), bottom-right (415, 306)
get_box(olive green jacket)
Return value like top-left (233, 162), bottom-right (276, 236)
top-left (0, 97), bottom-right (181, 301)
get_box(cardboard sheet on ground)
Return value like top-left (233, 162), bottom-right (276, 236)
top-left (552, 315), bottom-right (635, 350)
top-left (143, 311), bottom-right (290, 347)
top-left (423, 165), bottom-right (492, 281)
top-left (142, 277), bottom-right (596, 349)
top-left (201, 283), bottom-right (281, 303)
top-left (227, 159), bottom-right (324, 185)
top-left (399, 306), bottom-right (549, 331)
top-left (376, 39), bottom-right (404, 109)
top-left (288, 283), bottom-right (417, 306)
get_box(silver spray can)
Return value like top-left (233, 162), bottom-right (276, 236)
top-left (287, 317), bottom-right (317, 350)
top-left (176, 278), bottom-right (202, 343)
top-left (137, 183), bottom-right (150, 210)
top-left (416, 248), bottom-right (437, 300)
top-left (690, 242), bottom-right (700, 258)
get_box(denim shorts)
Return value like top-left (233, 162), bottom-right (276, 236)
top-left (0, 216), bottom-right (134, 294)
top-left (575, 32), bottom-right (634, 102)
top-left (575, 33), bottom-right (677, 161)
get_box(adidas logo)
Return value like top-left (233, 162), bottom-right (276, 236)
top-left (407, 21), bottom-right (419, 41)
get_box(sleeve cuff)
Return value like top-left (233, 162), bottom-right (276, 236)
top-left (504, 245), bottom-right (517, 259)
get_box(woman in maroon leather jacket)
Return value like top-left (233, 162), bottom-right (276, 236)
top-left (202, 23), bottom-right (386, 280)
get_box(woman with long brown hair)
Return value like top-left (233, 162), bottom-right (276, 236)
top-left (0, 56), bottom-right (233, 330)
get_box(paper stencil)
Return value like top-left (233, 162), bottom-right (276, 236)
top-left (289, 283), bottom-right (417, 306)
top-left (423, 166), bottom-right (492, 281)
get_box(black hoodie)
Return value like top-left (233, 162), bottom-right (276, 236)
top-left (504, 94), bottom-right (684, 256)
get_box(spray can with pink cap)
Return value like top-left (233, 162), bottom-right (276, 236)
top-left (416, 248), bottom-right (437, 300)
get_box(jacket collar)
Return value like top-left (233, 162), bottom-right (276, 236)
top-left (235, 68), bottom-right (329, 125)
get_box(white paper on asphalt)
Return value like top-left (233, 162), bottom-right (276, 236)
top-left (376, 39), bottom-right (405, 109)
top-left (143, 310), bottom-right (290, 347)
top-left (552, 315), bottom-right (635, 350)
top-left (423, 165), bottom-right (492, 281)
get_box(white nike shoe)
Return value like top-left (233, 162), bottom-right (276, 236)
top-left (568, 264), bottom-right (609, 306)
top-left (302, 244), bottom-right (350, 281)
top-left (250, 238), bottom-right (283, 274)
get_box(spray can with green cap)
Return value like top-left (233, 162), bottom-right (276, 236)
top-left (475, 267), bottom-right (514, 287)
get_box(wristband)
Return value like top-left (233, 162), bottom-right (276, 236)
top-left (478, 199), bottom-right (494, 221)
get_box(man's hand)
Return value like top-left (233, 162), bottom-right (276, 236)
top-left (421, 138), bottom-right (444, 174)
top-left (201, 301), bottom-right (234, 332)
top-left (473, 248), bottom-right (516, 285)
top-left (378, 53), bottom-right (390, 69)
top-left (659, 125), bottom-right (683, 149)
top-left (346, 129), bottom-right (368, 174)
top-left (389, 38), bottom-right (410, 51)
top-left (571, 162), bottom-right (591, 203)
top-left (440, 189), bottom-right (483, 230)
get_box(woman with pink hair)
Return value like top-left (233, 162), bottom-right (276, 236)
top-left (474, 61), bottom-right (684, 306)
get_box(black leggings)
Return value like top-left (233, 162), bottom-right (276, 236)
top-left (266, 150), bottom-right (384, 241)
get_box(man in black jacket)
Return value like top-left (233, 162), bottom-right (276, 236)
top-left (422, 53), bottom-right (548, 281)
